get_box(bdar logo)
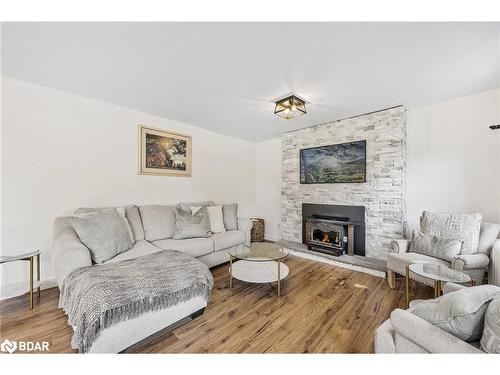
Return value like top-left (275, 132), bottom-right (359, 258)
top-left (1, 339), bottom-right (17, 353)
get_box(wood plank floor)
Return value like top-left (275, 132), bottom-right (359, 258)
top-left (0, 255), bottom-right (433, 353)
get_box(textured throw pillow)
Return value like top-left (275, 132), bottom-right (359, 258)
top-left (69, 208), bottom-right (133, 263)
top-left (173, 206), bottom-right (211, 239)
top-left (411, 285), bottom-right (500, 341)
top-left (207, 205), bottom-right (226, 233)
top-left (481, 295), bottom-right (500, 353)
top-left (420, 211), bottom-right (482, 255)
top-left (223, 203), bottom-right (238, 231)
top-left (409, 230), bottom-right (462, 262)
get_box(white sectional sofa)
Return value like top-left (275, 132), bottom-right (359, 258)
top-left (50, 201), bottom-right (251, 353)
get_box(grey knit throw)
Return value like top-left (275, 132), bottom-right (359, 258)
top-left (59, 249), bottom-right (214, 353)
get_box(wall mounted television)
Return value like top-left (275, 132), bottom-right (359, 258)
top-left (300, 140), bottom-right (366, 184)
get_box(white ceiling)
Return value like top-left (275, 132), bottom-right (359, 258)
top-left (2, 22), bottom-right (499, 141)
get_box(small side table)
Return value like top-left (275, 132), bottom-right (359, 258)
top-left (0, 250), bottom-right (41, 309)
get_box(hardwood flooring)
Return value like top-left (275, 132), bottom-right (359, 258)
top-left (0, 255), bottom-right (433, 353)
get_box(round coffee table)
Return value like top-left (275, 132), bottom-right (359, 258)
top-left (228, 243), bottom-right (289, 297)
top-left (406, 263), bottom-right (473, 307)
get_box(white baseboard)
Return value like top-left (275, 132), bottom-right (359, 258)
top-left (0, 278), bottom-right (57, 300)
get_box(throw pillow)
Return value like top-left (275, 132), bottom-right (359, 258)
top-left (69, 208), bottom-right (133, 263)
top-left (173, 206), bottom-right (211, 239)
top-left (411, 285), bottom-right (500, 341)
top-left (223, 203), bottom-right (238, 231)
top-left (481, 295), bottom-right (500, 353)
top-left (177, 201), bottom-right (215, 212)
top-left (409, 230), bottom-right (462, 262)
top-left (138, 205), bottom-right (176, 241)
top-left (115, 207), bottom-right (135, 244)
top-left (207, 205), bottom-right (226, 233)
top-left (420, 211), bottom-right (482, 255)
top-left (190, 206), bottom-right (203, 215)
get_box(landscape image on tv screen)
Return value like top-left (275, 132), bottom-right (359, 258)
top-left (300, 140), bottom-right (366, 184)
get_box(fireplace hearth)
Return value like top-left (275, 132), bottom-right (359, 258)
top-left (302, 203), bottom-right (365, 257)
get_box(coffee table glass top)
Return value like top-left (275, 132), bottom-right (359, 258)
top-left (229, 242), bottom-right (289, 261)
top-left (409, 263), bottom-right (471, 283)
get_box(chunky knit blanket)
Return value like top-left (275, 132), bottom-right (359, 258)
top-left (59, 249), bottom-right (214, 353)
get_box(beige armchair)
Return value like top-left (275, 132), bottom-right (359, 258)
top-left (387, 221), bottom-right (500, 289)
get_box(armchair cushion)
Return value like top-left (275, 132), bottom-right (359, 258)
top-left (392, 239), bottom-right (411, 254)
top-left (420, 211), bottom-right (482, 255)
top-left (409, 230), bottom-right (462, 262)
top-left (411, 285), bottom-right (500, 341)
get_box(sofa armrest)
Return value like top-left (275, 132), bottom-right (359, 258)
top-left (374, 320), bottom-right (396, 353)
top-left (490, 239), bottom-right (500, 286)
top-left (51, 217), bottom-right (92, 289)
top-left (390, 309), bottom-right (482, 353)
top-left (451, 253), bottom-right (490, 271)
top-left (237, 217), bottom-right (252, 246)
top-left (392, 239), bottom-right (411, 254)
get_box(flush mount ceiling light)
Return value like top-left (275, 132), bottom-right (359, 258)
top-left (274, 94), bottom-right (307, 120)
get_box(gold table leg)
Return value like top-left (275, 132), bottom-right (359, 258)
top-left (37, 254), bottom-right (41, 299)
top-left (434, 280), bottom-right (442, 298)
top-left (29, 256), bottom-right (34, 309)
top-left (405, 265), bottom-right (410, 309)
top-left (471, 279), bottom-right (476, 287)
top-left (229, 255), bottom-right (233, 292)
top-left (277, 259), bottom-right (281, 297)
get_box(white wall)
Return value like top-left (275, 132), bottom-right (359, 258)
top-left (254, 87), bottom-right (500, 248)
top-left (1, 78), bottom-right (256, 298)
top-left (406, 88), bottom-right (500, 232)
top-left (255, 138), bottom-right (282, 241)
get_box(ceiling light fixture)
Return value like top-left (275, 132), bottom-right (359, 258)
top-left (274, 94), bottom-right (307, 120)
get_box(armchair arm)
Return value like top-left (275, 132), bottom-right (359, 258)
top-left (392, 239), bottom-right (411, 254)
top-left (237, 217), bottom-right (252, 246)
top-left (451, 253), bottom-right (490, 271)
top-left (490, 239), bottom-right (500, 286)
top-left (390, 309), bottom-right (482, 353)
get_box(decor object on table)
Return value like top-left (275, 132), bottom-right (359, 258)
top-left (300, 140), bottom-right (366, 184)
top-left (250, 217), bottom-right (265, 242)
top-left (386, 211), bottom-right (499, 290)
top-left (0, 250), bottom-right (41, 309)
top-left (138, 125), bottom-right (192, 177)
top-left (274, 94), bottom-right (306, 119)
top-left (375, 283), bottom-right (500, 353)
top-left (50, 201), bottom-right (251, 353)
top-left (228, 242), bottom-right (290, 297)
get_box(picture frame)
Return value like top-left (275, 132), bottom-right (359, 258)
top-left (138, 125), bottom-right (192, 177)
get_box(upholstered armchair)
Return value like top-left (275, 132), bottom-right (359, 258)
top-left (387, 220), bottom-right (500, 288)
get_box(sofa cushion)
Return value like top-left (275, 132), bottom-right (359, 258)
top-left (223, 203), bottom-right (238, 231)
top-left (138, 205), bottom-right (176, 241)
top-left (173, 206), bottom-right (211, 240)
top-left (177, 201), bottom-right (214, 212)
top-left (477, 222), bottom-right (500, 255)
top-left (481, 295), bottom-right (500, 353)
top-left (104, 240), bottom-right (162, 263)
top-left (411, 285), bottom-right (500, 341)
top-left (386, 252), bottom-right (450, 286)
top-left (152, 238), bottom-right (214, 258)
top-left (69, 209), bottom-right (133, 263)
top-left (75, 205), bottom-right (145, 241)
top-left (420, 211), bottom-right (482, 255)
top-left (409, 230), bottom-right (462, 262)
top-left (211, 230), bottom-right (246, 251)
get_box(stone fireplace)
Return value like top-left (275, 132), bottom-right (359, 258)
top-left (282, 106), bottom-right (407, 260)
